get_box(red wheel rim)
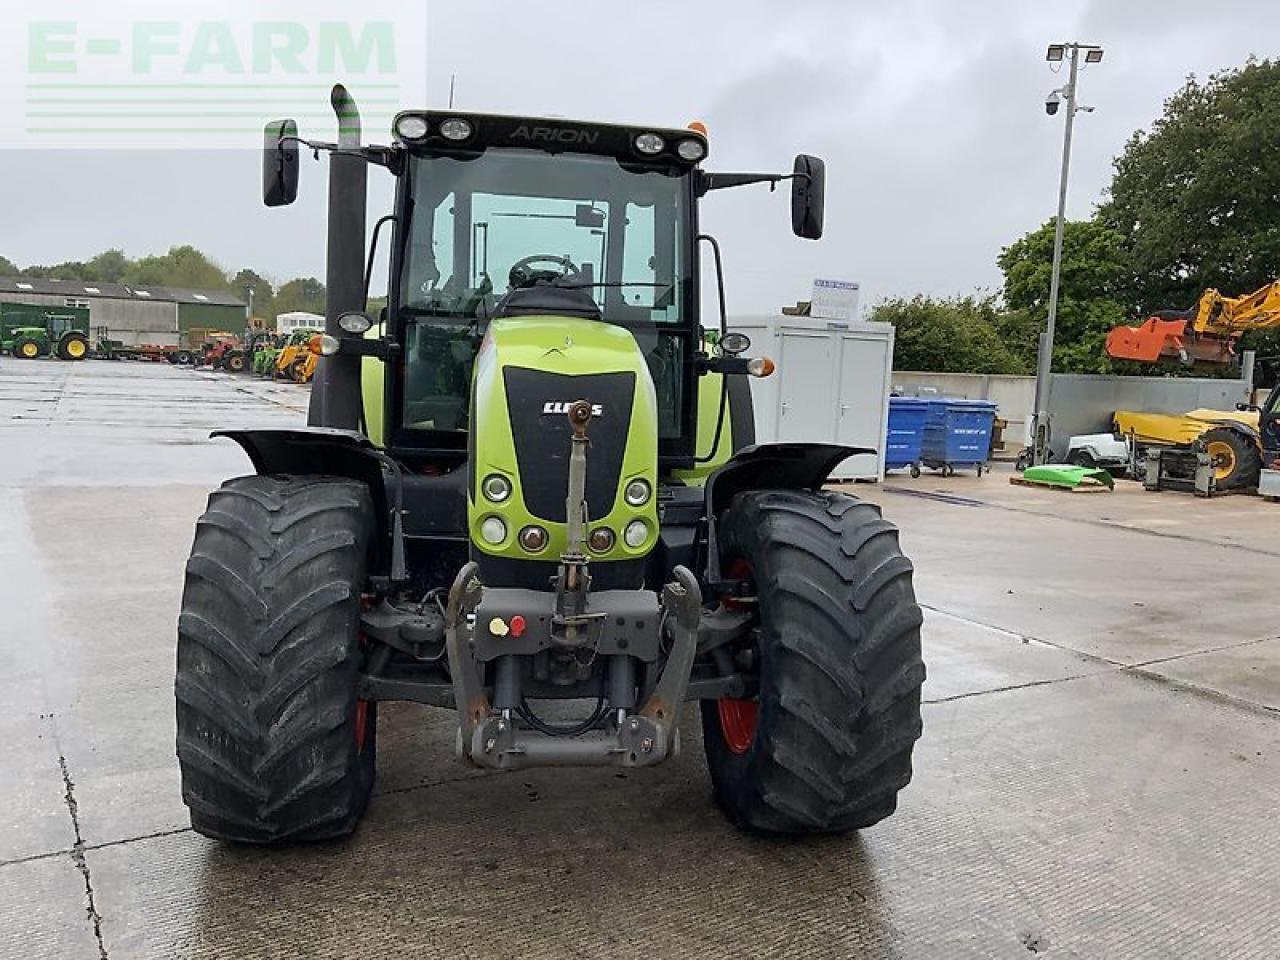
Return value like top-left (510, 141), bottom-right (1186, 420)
top-left (717, 557), bottom-right (758, 754)
top-left (717, 698), bottom-right (758, 754)
top-left (354, 700), bottom-right (369, 752)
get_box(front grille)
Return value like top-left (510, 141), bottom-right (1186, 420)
top-left (502, 368), bottom-right (636, 522)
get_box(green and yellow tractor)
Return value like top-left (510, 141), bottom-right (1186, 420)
top-left (251, 332), bottom-right (283, 376)
top-left (1, 303), bottom-right (90, 360)
top-left (175, 87), bottom-right (925, 843)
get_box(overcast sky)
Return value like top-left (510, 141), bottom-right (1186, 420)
top-left (4, 0), bottom-right (1280, 315)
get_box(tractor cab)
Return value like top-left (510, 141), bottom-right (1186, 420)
top-left (388, 114), bottom-right (709, 463)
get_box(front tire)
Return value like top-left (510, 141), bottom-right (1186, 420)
top-left (175, 475), bottom-right (377, 843)
top-left (12, 337), bottom-right (43, 359)
top-left (701, 490), bottom-right (925, 834)
top-left (1200, 427), bottom-right (1261, 491)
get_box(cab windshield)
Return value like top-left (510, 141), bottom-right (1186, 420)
top-left (399, 150), bottom-right (691, 437)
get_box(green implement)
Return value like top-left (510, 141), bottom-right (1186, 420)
top-left (1017, 465), bottom-right (1115, 490)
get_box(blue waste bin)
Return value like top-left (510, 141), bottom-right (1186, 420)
top-left (886, 397), bottom-right (930, 477)
top-left (921, 398), bottom-right (997, 476)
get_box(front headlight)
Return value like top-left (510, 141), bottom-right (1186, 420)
top-left (482, 474), bottom-right (512, 503)
top-left (676, 138), bottom-right (706, 162)
top-left (634, 132), bottom-right (664, 155)
top-left (395, 115), bottom-right (429, 141)
top-left (624, 478), bottom-right (651, 507)
top-left (479, 516), bottom-right (507, 545)
top-left (338, 312), bottom-right (372, 334)
top-left (439, 118), bottom-right (474, 141)
top-left (623, 519), bottom-right (648, 549)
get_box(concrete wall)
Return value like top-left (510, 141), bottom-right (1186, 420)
top-left (1045, 373), bottom-right (1251, 459)
top-left (890, 371), bottom-right (1036, 453)
top-left (1, 291), bottom-right (178, 347)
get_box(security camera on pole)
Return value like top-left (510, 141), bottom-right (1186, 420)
top-left (1029, 42), bottom-right (1103, 467)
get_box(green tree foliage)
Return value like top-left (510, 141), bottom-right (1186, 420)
top-left (0, 255), bottom-right (18, 275)
top-left (871, 295), bottom-right (1030, 374)
top-left (124, 245), bottom-right (231, 291)
top-left (1099, 59), bottom-right (1280, 315)
top-left (997, 219), bottom-right (1131, 374)
top-left (275, 277), bottom-right (327, 316)
top-left (21, 260), bottom-right (92, 280)
top-left (86, 249), bottom-right (130, 283)
top-left (232, 268), bottom-right (277, 320)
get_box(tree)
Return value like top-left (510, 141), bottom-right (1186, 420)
top-left (998, 219), bottom-right (1131, 374)
top-left (871, 295), bottom-right (1028, 374)
top-left (1099, 59), bottom-right (1280, 315)
top-left (124, 245), bottom-right (230, 291)
top-left (22, 260), bottom-right (91, 280)
top-left (275, 277), bottom-right (326, 316)
top-left (0, 255), bottom-right (20, 276)
top-left (232, 268), bottom-right (277, 321)
top-left (86, 249), bottom-right (130, 283)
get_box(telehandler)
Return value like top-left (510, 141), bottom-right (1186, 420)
top-left (175, 87), bottom-right (925, 842)
top-left (273, 327), bottom-right (320, 382)
top-left (1106, 280), bottom-right (1280, 489)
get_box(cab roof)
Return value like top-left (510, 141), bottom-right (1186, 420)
top-left (390, 110), bottom-right (709, 166)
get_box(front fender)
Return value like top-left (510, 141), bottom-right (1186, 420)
top-left (213, 427), bottom-right (393, 566)
top-left (702, 442), bottom-right (873, 584)
top-left (1206, 420), bottom-right (1259, 442)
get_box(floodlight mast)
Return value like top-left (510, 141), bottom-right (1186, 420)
top-left (1030, 42), bottom-right (1104, 467)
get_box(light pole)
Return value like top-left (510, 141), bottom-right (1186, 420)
top-left (1030, 42), bottom-right (1103, 466)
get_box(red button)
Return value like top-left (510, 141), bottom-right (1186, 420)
top-left (509, 615), bottom-right (527, 638)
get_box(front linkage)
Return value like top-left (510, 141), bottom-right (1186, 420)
top-left (444, 400), bottom-right (703, 770)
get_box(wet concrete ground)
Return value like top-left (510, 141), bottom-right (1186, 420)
top-left (1, 358), bottom-right (1277, 959)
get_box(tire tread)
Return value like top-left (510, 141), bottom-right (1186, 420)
top-left (702, 488), bottom-right (925, 834)
top-left (175, 474), bottom-right (376, 844)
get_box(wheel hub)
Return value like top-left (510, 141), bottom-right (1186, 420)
top-left (1206, 440), bottom-right (1236, 481)
top-left (716, 699), bottom-right (758, 754)
top-left (717, 557), bottom-right (759, 755)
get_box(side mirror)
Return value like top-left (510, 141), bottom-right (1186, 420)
top-left (263, 119), bottom-right (299, 207)
top-left (790, 154), bottom-right (825, 240)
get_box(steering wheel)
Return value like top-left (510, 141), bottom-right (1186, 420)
top-left (508, 254), bottom-right (582, 290)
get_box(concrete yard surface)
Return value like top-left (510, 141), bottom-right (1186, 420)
top-left (1, 358), bottom-right (1277, 959)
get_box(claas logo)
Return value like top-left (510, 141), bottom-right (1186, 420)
top-left (542, 402), bottom-right (603, 416)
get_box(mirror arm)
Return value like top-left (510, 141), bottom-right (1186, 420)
top-left (276, 135), bottom-right (399, 170)
top-left (336, 335), bottom-right (401, 362)
top-left (697, 170), bottom-right (810, 196)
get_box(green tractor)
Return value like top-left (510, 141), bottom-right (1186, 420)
top-left (175, 87), bottom-right (925, 843)
top-left (250, 331), bottom-right (284, 376)
top-left (1, 303), bottom-right (91, 360)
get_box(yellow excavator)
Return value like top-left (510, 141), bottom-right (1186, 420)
top-left (1106, 280), bottom-right (1280, 490)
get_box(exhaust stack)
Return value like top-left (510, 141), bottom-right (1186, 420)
top-left (308, 83), bottom-right (368, 429)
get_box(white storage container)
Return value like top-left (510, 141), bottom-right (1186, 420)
top-left (728, 315), bottom-right (894, 481)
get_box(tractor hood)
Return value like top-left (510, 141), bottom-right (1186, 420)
top-left (468, 315), bottom-right (659, 565)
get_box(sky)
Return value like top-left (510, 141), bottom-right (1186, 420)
top-left (4, 0), bottom-right (1280, 315)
